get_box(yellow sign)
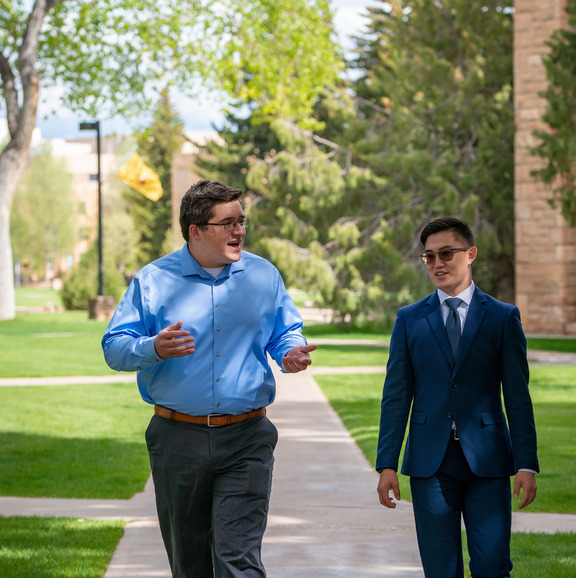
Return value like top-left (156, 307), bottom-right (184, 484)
top-left (116, 153), bottom-right (163, 202)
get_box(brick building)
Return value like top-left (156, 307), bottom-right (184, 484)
top-left (514, 0), bottom-right (576, 335)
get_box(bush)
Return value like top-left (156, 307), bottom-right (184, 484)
top-left (60, 242), bottom-right (126, 310)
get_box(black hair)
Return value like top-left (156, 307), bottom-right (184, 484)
top-left (420, 217), bottom-right (475, 247)
top-left (179, 180), bottom-right (243, 241)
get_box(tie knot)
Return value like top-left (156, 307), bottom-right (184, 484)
top-left (445, 298), bottom-right (463, 311)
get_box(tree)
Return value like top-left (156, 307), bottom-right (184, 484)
top-left (0, 0), bottom-right (342, 320)
top-left (122, 92), bottom-right (185, 267)
top-left (242, 107), bottom-right (429, 327)
top-left (530, 0), bottom-right (576, 226)
top-left (347, 0), bottom-right (516, 302)
top-left (10, 142), bottom-right (75, 280)
top-left (60, 138), bottom-right (140, 308)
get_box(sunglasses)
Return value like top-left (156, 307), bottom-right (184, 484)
top-left (420, 247), bottom-right (470, 265)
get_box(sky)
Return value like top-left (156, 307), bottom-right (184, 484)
top-left (34, 0), bottom-right (381, 140)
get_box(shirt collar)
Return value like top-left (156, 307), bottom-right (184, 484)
top-left (437, 281), bottom-right (475, 307)
top-left (179, 243), bottom-right (246, 278)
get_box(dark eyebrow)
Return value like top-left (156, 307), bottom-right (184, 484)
top-left (215, 216), bottom-right (244, 224)
top-left (424, 245), bottom-right (454, 252)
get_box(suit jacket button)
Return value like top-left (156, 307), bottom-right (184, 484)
top-left (451, 381), bottom-right (458, 388)
top-left (447, 412), bottom-right (453, 419)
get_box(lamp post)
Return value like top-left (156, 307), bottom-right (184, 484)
top-left (79, 120), bottom-right (103, 296)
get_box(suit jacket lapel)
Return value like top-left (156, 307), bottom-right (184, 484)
top-left (454, 286), bottom-right (487, 373)
top-left (426, 293), bottom-right (454, 367)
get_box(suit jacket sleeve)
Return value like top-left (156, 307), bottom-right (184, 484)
top-left (501, 306), bottom-right (539, 473)
top-left (375, 309), bottom-right (414, 471)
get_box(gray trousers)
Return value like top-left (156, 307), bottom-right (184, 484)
top-left (146, 414), bottom-right (278, 578)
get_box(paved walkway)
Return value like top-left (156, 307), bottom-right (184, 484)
top-left (2, 349), bottom-right (576, 576)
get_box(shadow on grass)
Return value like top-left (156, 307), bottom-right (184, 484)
top-left (0, 516), bottom-right (125, 578)
top-left (0, 432), bottom-right (150, 500)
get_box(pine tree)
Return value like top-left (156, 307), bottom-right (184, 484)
top-left (348, 0), bottom-right (516, 302)
top-left (123, 92), bottom-right (185, 266)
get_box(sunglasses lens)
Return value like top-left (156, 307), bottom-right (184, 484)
top-left (439, 250), bottom-right (455, 262)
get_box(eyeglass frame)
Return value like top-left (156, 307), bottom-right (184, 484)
top-left (420, 247), bottom-right (471, 265)
top-left (197, 217), bottom-right (250, 232)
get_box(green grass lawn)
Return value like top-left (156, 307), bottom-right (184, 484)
top-left (0, 383), bottom-right (152, 499)
top-left (0, 517), bottom-right (124, 578)
top-left (463, 532), bottom-right (576, 577)
top-left (0, 311), bottom-right (115, 377)
top-left (304, 322), bottom-right (390, 341)
top-left (310, 343), bottom-right (388, 367)
top-left (527, 337), bottom-right (576, 353)
top-left (15, 286), bottom-right (63, 308)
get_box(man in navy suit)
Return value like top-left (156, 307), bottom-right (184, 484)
top-left (376, 217), bottom-right (539, 577)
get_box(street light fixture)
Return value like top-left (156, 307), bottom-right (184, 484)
top-left (79, 120), bottom-right (103, 296)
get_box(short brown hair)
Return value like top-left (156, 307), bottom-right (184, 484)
top-left (180, 180), bottom-right (243, 241)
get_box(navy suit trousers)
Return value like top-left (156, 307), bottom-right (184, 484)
top-left (410, 436), bottom-right (512, 578)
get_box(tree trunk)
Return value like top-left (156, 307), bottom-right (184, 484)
top-left (0, 154), bottom-right (21, 321)
top-left (0, 0), bottom-right (46, 320)
top-left (0, 82), bottom-right (40, 321)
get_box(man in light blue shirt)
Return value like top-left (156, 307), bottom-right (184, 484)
top-left (103, 179), bottom-right (316, 577)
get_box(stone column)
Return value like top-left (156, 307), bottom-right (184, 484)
top-left (514, 0), bottom-right (576, 335)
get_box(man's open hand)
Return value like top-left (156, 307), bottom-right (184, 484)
top-left (154, 321), bottom-right (196, 359)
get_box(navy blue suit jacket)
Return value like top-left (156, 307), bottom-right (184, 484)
top-left (376, 286), bottom-right (539, 478)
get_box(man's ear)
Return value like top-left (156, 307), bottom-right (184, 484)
top-left (468, 246), bottom-right (478, 264)
top-left (189, 224), bottom-right (202, 241)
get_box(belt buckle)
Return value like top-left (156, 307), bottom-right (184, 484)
top-left (453, 428), bottom-right (460, 441)
top-left (207, 414), bottom-right (224, 427)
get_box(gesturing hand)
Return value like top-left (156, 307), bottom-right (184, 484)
top-left (154, 321), bottom-right (196, 359)
top-left (282, 344), bottom-right (317, 373)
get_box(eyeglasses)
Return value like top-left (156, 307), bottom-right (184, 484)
top-left (199, 217), bottom-right (249, 232)
top-left (420, 247), bottom-right (470, 265)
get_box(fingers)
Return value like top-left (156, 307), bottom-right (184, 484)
top-left (282, 344), bottom-right (317, 373)
top-left (301, 344), bottom-right (318, 353)
top-left (514, 471), bottom-right (537, 509)
top-left (377, 470), bottom-right (401, 509)
top-left (154, 321), bottom-right (196, 359)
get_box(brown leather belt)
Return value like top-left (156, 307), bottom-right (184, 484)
top-left (154, 405), bottom-right (266, 427)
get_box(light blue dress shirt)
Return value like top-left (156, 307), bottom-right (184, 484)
top-left (437, 282), bottom-right (476, 333)
top-left (102, 244), bottom-right (307, 415)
